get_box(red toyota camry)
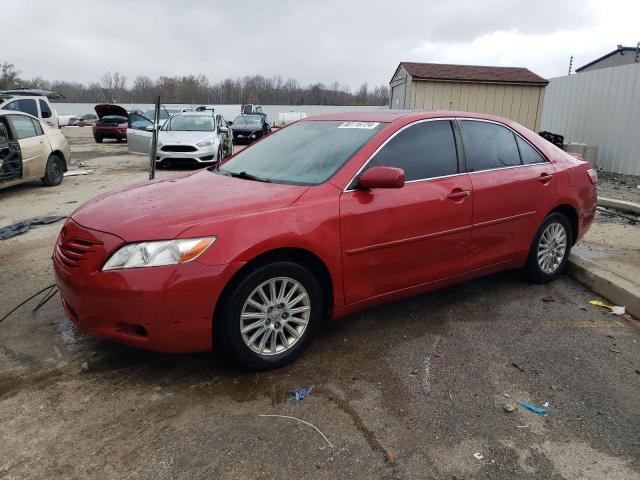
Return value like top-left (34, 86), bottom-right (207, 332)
top-left (54, 111), bottom-right (597, 370)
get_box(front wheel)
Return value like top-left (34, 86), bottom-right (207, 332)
top-left (524, 213), bottom-right (572, 283)
top-left (41, 154), bottom-right (64, 186)
top-left (216, 262), bottom-right (323, 370)
top-left (94, 136), bottom-right (103, 143)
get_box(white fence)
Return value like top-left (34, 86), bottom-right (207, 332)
top-left (540, 63), bottom-right (640, 175)
top-left (52, 103), bottom-right (389, 123)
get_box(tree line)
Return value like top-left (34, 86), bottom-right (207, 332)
top-left (0, 62), bottom-right (389, 106)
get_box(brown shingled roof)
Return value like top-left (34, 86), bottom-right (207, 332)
top-left (395, 62), bottom-right (548, 85)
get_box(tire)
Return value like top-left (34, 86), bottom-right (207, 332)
top-left (41, 154), bottom-right (64, 186)
top-left (94, 136), bottom-right (103, 143)
top-left (524, 212), bottom-right (572, 284)
top-left (216, 261), bottom-right (323, 370)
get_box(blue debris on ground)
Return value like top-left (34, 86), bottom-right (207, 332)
top-left (288, 386), bottom-right (315, 402)
top-left (519, 402), bottom-right (548, 414)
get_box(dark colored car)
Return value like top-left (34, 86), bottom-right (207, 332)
top-left (231, 115), bottom-right (271, 144)
top-left (69, 113), bottom-right (98, 127)
top-left (92, 104), bottom-right (128, 143)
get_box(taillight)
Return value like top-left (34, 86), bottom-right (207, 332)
top-left (587, 168), bottom-right (598, 184)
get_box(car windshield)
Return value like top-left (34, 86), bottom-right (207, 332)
top-left (218, 120), bottom-right (386, 185)
top-left (162, 115), bottom-right (215, 131)
top-left (233, 116), bottom-right (261, 126)
top-left (143, 108), bottom-right (179, 120)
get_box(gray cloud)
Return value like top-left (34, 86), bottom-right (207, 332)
top-left (4, 0), bottom-right (634, 88)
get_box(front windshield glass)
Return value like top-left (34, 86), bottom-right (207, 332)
top-left (218, 120), bottom-right (386, 185)
top-left (233, 116), bottom-right (261, 126)
top-left (143, 109), bottom-right (175, 120)
top-left (162, 115), bottom-right (215, 131)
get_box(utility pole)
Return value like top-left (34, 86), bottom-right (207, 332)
top-left (568, 56), bottom-right (574, 75)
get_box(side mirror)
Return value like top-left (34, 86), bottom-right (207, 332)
top-left (358, 166), bottom-right (405, 189)
top-left (219, 126), bottom-right (229, 133)
top-left (227, 121), bottom-right (233, 125)
top-left (144, 125), bottom-right (155, 132)
top-left (0, 135), bottom-right (7, 144)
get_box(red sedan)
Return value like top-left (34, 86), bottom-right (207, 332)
top-left (54, 111), bottom-right (597, 370)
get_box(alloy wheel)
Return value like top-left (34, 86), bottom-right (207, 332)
top-left (537, 222), bottom-right (567, 274)
top-left (240, 277), bottom-right (311, 356)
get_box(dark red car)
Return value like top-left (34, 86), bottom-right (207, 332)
top-left (92, 104), bottom-right (128, 143)
top-left (54, 111), bottom-right (597, 370)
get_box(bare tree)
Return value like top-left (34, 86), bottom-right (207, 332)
top-left (101, 71), bottom-right (127, 102)
top-left (0, 62), bottom-right (20, 89)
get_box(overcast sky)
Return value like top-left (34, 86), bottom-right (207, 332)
top-left (5, 0), bottom-right (640, 88)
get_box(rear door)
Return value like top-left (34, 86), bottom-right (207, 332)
top-left (340, 119), bottom-right (472, 304)
top-left (127, 114), bottom-right (153, 155)
top-left (458, 119), bottom-right (558, 270)
top-left (6, 114), bottom-right (49, 179)
top-left (0, 115), bottom-right (22, 184)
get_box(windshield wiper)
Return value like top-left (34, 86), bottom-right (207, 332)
top-left (228, 171), bottom-right (271, 183)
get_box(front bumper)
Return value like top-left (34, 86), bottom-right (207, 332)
top-left (156, 144), bottom-right (217, 164)
top-left (233, 132), bottom-right (262, 144)
top-left (93, 127), bottom-right (127, 139)
top-left (53, 219), bottom-right (243, 353)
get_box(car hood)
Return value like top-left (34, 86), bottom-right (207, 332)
top-left (159, 130), bottom-right (215, 144)
top-left (232, 124), bottom-right (261, 132)
top-left (94, 104), bottom-right (129, 119)
top-left (71, 170), bottom-right (309, 242)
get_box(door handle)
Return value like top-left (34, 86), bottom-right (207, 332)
top-left (538, 173), bottom-right (553, 183)
top-left (447, 189), bottom-right (471, 200)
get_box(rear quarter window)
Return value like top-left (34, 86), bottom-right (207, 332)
top-left (516, 135), bottom-right (546, 164)
top-left (39, 99), bottom-right (52, 119)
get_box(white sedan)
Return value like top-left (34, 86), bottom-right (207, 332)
top-left (127, 112), bottom-right (232, 166)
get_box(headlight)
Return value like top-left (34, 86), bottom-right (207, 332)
top-left (197, 139), bottom-right (215, 148)
top-left (250, 134), bottom-right (256, 138)
top-left (102, 237), bottom-right (216, 271)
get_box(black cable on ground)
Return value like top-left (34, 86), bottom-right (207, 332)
top-left (0, 284), bottom-right (58, 325)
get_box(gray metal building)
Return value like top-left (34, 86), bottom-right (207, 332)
top-left (576, 45), bottom-right (640, 73)
top-left (389, 62), bottom-right (548, 131)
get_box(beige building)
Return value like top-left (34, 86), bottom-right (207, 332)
top-left (389, 62), bottom-right (548, 131)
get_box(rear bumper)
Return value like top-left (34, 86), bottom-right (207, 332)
top-left (53, 219), bottom-right (244, 353)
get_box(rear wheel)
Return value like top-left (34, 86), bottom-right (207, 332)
top-left (41, 154), bottom-right (64, 186)
top-left (525, 213), bottom-right (572, 283)
top-left (216, 262), bottom-right (323, 370)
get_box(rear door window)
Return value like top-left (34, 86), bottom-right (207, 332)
top-left (2, 99), bottom-right (38, 117)
top-left (38, 99), bottom-right (52, 119)
top-left (364, 120), bottom-right (459, 182)
top-left (459, 120), bottom-right (521, 171)
top-left (515, 135), bottom-right (546, 164)
top-left (8, 115), bottom-right (38, 139)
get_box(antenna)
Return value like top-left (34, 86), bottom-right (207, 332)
top-left (568, 55), bottom-right (574, 75)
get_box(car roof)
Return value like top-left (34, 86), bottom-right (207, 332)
top-left (304, 109), bottom-right (525, 127)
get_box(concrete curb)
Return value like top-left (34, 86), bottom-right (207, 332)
top-left (567, 251), bottom-right (640, 319)
top-left (598, 197), bottom-right (640, 216)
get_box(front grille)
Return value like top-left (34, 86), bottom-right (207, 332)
top-left (161, 145), bottom-right (197, 152)
top-left (55, 237), bottom-right (103, 269)
top-left (96, 122), bottom-right (122, 127)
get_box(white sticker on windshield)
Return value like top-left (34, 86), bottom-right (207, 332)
top-left (338, 121), bottom-right (380, 129)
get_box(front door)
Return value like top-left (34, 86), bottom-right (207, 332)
top-left (458, 119), bottom-right (559, 270)
top-left (127, 114), bottom-right (154, 155)
top-left (340, 120), bottom-right (472, 304)
top-left (0, 116), bottom-right (22, 183)
top-left (7, 114), bottom-right (48, 180)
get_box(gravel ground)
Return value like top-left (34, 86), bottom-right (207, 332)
top-left (0, 133), bottom-right (639, 479)
top-left (597, 171), bottom-right (640, 204)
